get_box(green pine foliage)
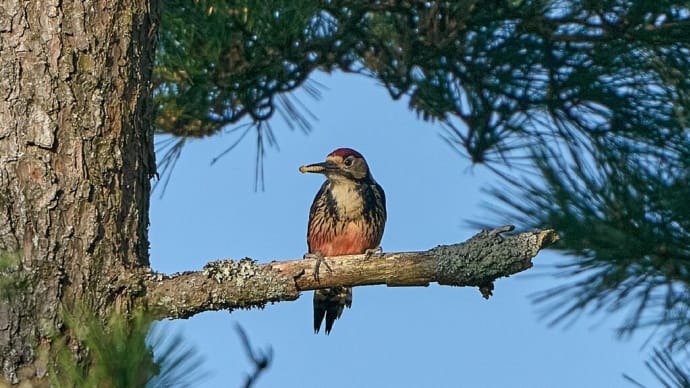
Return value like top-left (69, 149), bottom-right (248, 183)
top-left (52, 306), bottom-right (205, 387)
top-left (155, 0), bottom-right (322, 137)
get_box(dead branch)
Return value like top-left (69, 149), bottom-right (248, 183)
top-left (144, 227), bottom-right (559, 319)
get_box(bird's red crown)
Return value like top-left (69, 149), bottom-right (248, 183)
top-left (329, 148), bottom-right (363, 159)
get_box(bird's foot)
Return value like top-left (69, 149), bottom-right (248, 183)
top-left (303, 252), bottom-right (332, 282)
top-left (364, 246), bottom-right (383, 259)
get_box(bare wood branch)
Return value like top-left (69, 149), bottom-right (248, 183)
top-left (144, 227), bottom-right (559, 319)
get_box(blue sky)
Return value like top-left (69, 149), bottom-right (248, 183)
top-left (149, 71), bottom-right (656, 387)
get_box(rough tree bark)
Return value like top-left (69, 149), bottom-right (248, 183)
top-left (0, 1), bottom-right (557, 385)
top-left (0, 0), bottom-right (158, 384)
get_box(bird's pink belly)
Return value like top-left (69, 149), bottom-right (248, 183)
top-left (310, 222), bottom-right (373, 256)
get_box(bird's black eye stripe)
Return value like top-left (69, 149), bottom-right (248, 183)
top-left (343, 156), bottom-right (354, 167)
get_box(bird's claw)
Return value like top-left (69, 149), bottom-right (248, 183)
top-left (304, 252), bottom-right (332, 282)
top-left (364, 246), bottom-right (383, 259)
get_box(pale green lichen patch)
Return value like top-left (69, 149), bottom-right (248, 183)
top-left (0, 249), bottom-right (27, 301)
top-left (202, 258), bottom-right (258, 284)
top-left (148, 259), bottom-right (301, 319)
top-left (200, 258), bottom-right (299, 312)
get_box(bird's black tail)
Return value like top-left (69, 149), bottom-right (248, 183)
top-left (313, 287), bottom-right (352, 334)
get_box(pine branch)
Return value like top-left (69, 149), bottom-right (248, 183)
top-left (235, 324), bottom-right (272, 388)
top-left (144, 227), bottom-right (559, 320)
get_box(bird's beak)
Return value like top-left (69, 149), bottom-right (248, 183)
top-left (299, 161), bottom-right (337, 174)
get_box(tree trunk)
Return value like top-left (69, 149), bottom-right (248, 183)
top-left (0, 0), bottom-right (158, 384)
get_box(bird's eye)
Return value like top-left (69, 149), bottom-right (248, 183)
top-left (343, 157), bottom-right (354, 167)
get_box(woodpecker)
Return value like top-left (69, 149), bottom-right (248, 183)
top-left (299, 148), bottom-right (387, 334)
